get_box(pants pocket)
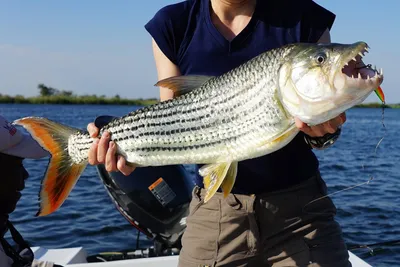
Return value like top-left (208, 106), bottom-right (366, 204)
top-left (181, 195), bottom-right (219, 263)
top-left (219, 195), bottom-right (260, 260)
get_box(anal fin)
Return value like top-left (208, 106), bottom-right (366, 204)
top-left (200, 162), bottom-right (237, 203)
top-left (220, 162), bottom-right (238, 198)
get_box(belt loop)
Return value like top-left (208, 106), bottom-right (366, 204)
top-left (258, 197), bottom-right (279, 214)
top-left (249, 194), bottom-right (256, 213)
top-left (226, 194), bottom-right (242, 210)
top-left (193, 186), bottom-right (202, 201)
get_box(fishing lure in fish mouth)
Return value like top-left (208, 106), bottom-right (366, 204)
top-left (354, 64), bottom-right (385, 104)
top-left (374, 86), bottom-right (385, 104)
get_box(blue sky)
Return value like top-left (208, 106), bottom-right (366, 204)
top-left (0, 0), bottom-right (398, 103)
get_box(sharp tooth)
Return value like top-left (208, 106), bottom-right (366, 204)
top-left (358, 72), bottom-right (362, 79)
top-left (364, 47), bottom-right (369, 53)
top-left (367, 75), bottom-right (370, 80)
top-left (352, 57), bottom-right (357, 61)
top-left (358, 52), bottom-right (364, 57)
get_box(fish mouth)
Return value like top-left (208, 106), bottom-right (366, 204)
top-left (339, 42), bottom-right (383, 88)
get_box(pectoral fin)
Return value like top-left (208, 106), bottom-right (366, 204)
top-left (199, 162), bottom-right (236, 203)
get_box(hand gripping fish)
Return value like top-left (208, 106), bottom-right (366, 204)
top-left (14, 42), bottom-right (384, 216)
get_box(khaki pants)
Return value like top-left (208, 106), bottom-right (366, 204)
top-left (178, 173), bottom-right (351, 267)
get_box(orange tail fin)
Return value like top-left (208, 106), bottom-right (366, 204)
top-left (14, 117), bottom-right (87, 216)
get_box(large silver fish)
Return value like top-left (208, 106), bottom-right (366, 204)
top-left (15, 42), bottom-right (384, 216)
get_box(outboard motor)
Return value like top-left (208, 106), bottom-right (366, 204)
top-left (88, 116), bottom-right (196, 262)
top-left (96, 164), bottom-right (195, 249)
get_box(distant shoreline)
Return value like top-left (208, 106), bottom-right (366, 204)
top-left (0, 95), bottom-right (159, 106)
top-left (355, 103), bottom-right (399, 108)
top-left (0, 95), bottom-right (398, 108)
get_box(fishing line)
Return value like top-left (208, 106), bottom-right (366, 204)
top-left (302, 100), bottom-right (387, 216)
top-left (302, 178), bottom-right (373, 215)
top-left (347, 238), bottom-right (400, 257)
top-left (339, 104), bottom-right (392, 256)
top-left (348, 239), bottom-right (400, 251)
top-left (374, 100), bottom-right (387, 154)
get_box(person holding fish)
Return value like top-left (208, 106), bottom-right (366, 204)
top-left (0, 115), bottom-right (63, 267)
top-left (86, 1), bottom-right (352, 266)
top-left (14, 0), bottom-right (383, 266)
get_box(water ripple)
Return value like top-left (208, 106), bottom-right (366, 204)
top-left (1, 105), bottom-right (399, 266)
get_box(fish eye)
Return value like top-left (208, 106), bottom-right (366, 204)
top-left (316, 53), bottom-right (327, 64)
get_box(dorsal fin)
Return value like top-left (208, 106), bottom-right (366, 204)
top-left (155, 75), bottom-right (214, 97)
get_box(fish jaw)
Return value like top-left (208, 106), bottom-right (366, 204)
top-left (278, 42), bottom-right (384, 125)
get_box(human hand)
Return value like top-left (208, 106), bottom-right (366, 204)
top-left (295, 113), bottom-right (346, 137)
top-left (87, 122), bottom-right (136, 175)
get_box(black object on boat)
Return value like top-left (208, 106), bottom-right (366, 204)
top-left (93, 115), bottom-right (196, 260)
top-left (96, 163), bottom-right (195, 248)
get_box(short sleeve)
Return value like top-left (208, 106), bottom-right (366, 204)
top-left (301, 1), bottom-right (336, 43)
top-left (145, 3), bottom-right (190, 65)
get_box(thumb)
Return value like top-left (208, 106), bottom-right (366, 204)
top-left (87, 122), bottom-right (99, 138)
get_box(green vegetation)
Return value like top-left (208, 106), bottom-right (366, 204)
top-left (1, 83), bottom-right (399, 108)
top-left (0, 84), bottom-right (158, 106)
top-left (355, 103), bottom-right (400, 109)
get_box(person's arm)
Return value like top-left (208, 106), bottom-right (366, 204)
top-left (152, 39), bottom-right (182, 101)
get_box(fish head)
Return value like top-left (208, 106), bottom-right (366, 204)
top-left (278, 42), bottom-right (384, 125)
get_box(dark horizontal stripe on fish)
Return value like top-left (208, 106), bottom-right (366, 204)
top-left (111, 107), bottom-right (257, 143)
top-left (122, 116), bottom-right (271, 153)
top-left (109, 114), bottom-right (209, 138)
top-left (106, 82), bottom-right (251, 131)
top-left (113, 119), bottom-right (218, 142)
top-left (73, 136), bottom-right (93, 145)
top-left (112, 95), bottom-right (267, 143)
top-left (109, 90), bottom-right (254, 137)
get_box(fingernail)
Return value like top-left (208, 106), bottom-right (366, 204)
top-left (109, 141), bottom-right (114, 148)
top-left (93, 139), bottom-right (99, 145)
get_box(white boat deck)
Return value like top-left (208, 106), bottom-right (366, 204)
top-left (31, 247), bottom-right (372, 267)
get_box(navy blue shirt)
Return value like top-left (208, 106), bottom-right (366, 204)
top-left (145, 0), bottom-right (336, 194)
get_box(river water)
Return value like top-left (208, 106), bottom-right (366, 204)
top-left (1, 104), bottom-right (399, 266)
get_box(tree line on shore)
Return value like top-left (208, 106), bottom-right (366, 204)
top-left (0, 83), bottom-right (158, 106)
top-left (0, 83), bottom-right (398, 108)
